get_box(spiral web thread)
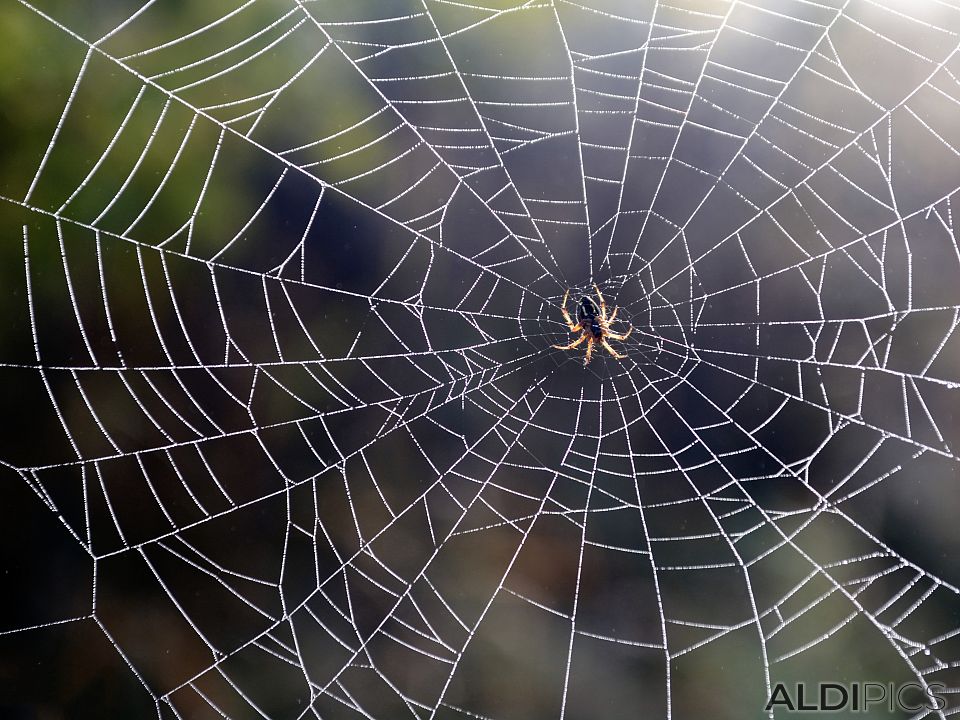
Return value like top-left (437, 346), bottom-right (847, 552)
top-left (4, 0), bottom-right (960, 718)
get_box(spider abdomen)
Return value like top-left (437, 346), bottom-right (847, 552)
top-left (577, 296), bottom-right (599, 321)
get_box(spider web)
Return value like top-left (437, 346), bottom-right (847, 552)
top-left (2, 0), bottom-right (960, 717)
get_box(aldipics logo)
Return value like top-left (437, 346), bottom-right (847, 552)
top-left (764, 682), bottom-right (947, 713)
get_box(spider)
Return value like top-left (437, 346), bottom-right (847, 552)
top-left (552, 285), bottom-right (632, 365)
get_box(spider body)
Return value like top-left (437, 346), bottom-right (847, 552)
top-left (577, 296), bottom-right (604, 338)
top-left (553, 285), bottom-right (632, 365)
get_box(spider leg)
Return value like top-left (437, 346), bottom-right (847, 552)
top-left (593, 284), bottom-right (607, 320)
top-left (601, 338), bottom-right (626, 359)
top-left (605, 325), bottom-right (632, 341)
top-left (552, 332), bottom-right (588, 351)
top-left (584, 337), bottom-right (595, 365)
top-left (607, 306), bottom-right (618, 324)
top-left (559, 290), bottom-right (578, 331)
